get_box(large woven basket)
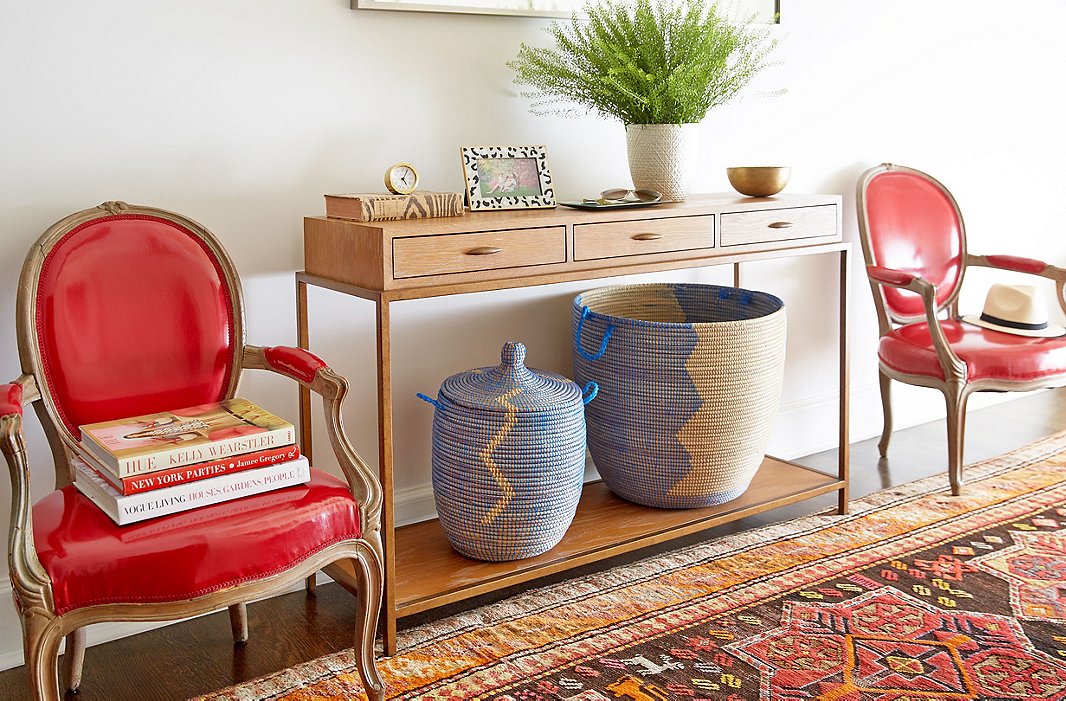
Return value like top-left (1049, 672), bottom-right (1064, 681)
top-left (419, 342), bottom-right (596, 561)
top-left (572, 283), bottom-right (786, 509)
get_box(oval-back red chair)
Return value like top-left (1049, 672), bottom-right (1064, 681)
top-left (1, 202), bottom-right (384, 700)
top-left (857, 164), bottom-right (1066, 494)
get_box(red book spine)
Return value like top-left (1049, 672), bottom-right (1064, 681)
top-left (90, 445), bottom-right (301, 495)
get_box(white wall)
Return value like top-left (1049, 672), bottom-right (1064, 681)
top-left (2, 0), bottom-right (1064, 670)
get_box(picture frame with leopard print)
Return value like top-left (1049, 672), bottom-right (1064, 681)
top-left (460, 145), bottom-right (556, 211)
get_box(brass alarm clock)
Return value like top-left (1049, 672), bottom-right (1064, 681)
top-left (384, 163), bottom-right (419, 195)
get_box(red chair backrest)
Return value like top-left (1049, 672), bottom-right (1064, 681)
top-left (858, 165), bottom-right (966, 322)
top-left (19, 204), bottom-right (244, 440)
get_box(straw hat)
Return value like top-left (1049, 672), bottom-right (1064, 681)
top-left (962, 283), bottom-right (1066, 338)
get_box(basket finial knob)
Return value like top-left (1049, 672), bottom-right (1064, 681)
top-left (500, 341), bottom-right (527, 369)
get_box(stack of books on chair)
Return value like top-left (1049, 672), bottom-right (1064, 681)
top-left (73, 397), bottom-right (309, 525)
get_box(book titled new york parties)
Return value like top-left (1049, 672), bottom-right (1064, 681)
top-left (89, 444), bottom-right (301, 495)
top-left (79, 398), bottom-right (295, 478)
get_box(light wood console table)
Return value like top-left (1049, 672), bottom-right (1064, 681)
top-left (297, 193), bottom-right (850, 655)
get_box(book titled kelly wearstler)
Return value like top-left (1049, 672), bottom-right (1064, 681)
top-left (72, 455), bottom-right (310, 526)
top-left (78, 397), bottom-right (295, 478)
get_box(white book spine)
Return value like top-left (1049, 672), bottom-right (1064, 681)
top-left (84, 425), bottom-right (296, 478)
top-left (72, 455), bottom-right (310, 526)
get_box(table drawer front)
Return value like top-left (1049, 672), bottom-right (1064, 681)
top-left (574, 215), bottom-right (714, 261)
top-left (393, 226), bottom-right (566, 278)
top-left (720, 204), bottom-right (837, 247)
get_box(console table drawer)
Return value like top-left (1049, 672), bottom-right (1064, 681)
top-left (720, 205), bottom-right (837, 247)
top-left (392, 226), bottom-right (566, 278)
top-left (574, 215), bottom-right (714, 261)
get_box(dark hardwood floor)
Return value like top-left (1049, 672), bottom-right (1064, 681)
top-left (2, 388), bottom-right (1065, 700)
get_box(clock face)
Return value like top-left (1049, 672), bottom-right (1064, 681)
top-left (385, 163), bottom-right (419, 195)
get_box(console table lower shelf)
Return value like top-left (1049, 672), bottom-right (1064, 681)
top-left (325, 455), bottom-right (843, 637)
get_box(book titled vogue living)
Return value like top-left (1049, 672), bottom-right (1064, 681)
top-left (72, 455), bottom-right (311, 526)
top-left (86, 444), bottom-right (301, 495)
top-left (79, 397), bottom-right (295, 478)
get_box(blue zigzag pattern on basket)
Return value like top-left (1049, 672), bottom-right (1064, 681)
top-left (573, 285), bottom-right (701, 507)
top-left (573, 283), bottom-right (786, 509)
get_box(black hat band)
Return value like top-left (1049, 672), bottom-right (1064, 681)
top-left (980, 312), bottom-right (1048, 332)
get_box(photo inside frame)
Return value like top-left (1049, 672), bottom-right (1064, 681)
top-left (477, 157), bottom-right (543, 199)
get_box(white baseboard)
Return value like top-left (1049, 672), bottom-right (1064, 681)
top-left (392, 385), bottom-right (884, 527)
top-left (1, 580), bottom-right (24, 671)
top-left (393, 482), bottom-right (438, 527)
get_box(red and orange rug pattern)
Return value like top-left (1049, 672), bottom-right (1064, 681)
top-left (205, 432), bottom-right (1066, 700)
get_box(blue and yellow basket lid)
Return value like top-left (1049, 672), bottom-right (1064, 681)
top-left (439, 341), bottom-right (582, 414)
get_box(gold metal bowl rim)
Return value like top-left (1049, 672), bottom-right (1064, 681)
top-left (726, 166), bottom-right (791, 197)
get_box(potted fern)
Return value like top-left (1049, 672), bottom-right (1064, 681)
top-left (508, 0), bottom-right (777, 201)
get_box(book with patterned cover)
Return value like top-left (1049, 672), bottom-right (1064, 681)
top-left (324, 191), bottom-right (464, 222)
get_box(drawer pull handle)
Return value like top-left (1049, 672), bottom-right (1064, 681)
top-left (631, 232), bottom-right (663, 241)
top-left (466, 246), bottom-right (503, 255)
top-left (768, 221), bottom-right (793, 229)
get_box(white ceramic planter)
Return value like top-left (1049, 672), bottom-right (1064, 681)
top-left (626, 123), bottom-right (700, 202)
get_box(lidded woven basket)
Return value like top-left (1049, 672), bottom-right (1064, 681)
top-left (419, 342), bottom-right (595, 561)
top-left (572, 283), bottom-right (786, 509)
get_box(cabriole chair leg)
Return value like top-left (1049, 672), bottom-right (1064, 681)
top-left (24, 617), bottom-right (63, 701)
top-left (877, 370), bottom-right (893, 457)
top-left (353, 551), bottom-right (385, 701)
top-left (945, 387), bottom-right (970, 497)
top-left (63, 627), bottom-right (86, 692)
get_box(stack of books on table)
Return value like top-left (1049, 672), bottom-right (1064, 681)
top-left (73, 397), bottom-right (309, 526)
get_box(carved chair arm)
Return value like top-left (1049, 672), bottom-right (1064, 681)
top-left (1, 382), bottom-right (24, 418)
top-left (2, 375), bottom-right (52, 612)
top-left (968, 253), bottom-right (1066, 315)
top-left (865, 266), bottom-right (967, 383)
top-left (241, 345), bottom-right (382, 535)
top-left (866, 265), bottom-right (917, 288)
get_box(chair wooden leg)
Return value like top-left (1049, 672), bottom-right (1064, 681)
top-left (305, 574), bottom-right (316, 593)
top-left (229, 603), bottom-right (248, 644)
top-left (877, 370), bottom-right (893, 457)
top-left (352, 550), bottom-right (385, 701)
top-left (23, 616), bottom-right (63, 701)
top-left (945, 387), bottom-right (970, 496)
top-left (62, 627), bottom-right (86, 693)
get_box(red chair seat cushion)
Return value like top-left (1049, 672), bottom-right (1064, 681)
top-left (33, 468), bottom-right (360, 615)
top-left (879, 320), bottom-right (1066, 382)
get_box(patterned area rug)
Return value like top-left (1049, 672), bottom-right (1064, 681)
top-left (203, 432), bottom-right (1066, 700)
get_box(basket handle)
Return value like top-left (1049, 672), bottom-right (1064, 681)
top-left (581, 381), bottom-right (598, 405)
top-left (416, 392), bottom-right (441, 409)
top-left (575, 306), bottom-right (614, 361)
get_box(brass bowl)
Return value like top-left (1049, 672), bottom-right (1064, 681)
top-left (726, 166), bottom-right (791, 197)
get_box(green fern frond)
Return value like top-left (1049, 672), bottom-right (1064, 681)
top-left (507, 0), bottom-right (777, 125)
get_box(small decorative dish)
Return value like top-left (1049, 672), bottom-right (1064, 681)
top-left (559, 199), bottom-right (665, 210)
top-left (560, 188), bottom-right (663, 210)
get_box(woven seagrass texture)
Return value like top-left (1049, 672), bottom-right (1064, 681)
top-left (573, 283), bottom-right (786, 509)
top-left (425, 342), bottom-right (587, 561)
top-left (625, 124), bottom-right (699, 202)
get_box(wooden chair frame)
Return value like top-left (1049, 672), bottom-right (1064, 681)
top-left (2, 202), bottom-right (385, 700)
top-left (857, 164), bottom-right (1066, 495)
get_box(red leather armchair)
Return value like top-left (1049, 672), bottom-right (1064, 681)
top-left (857, 164), bottom-right (1066, 494)
top-left (2, 202), bottom-right (384, 699)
